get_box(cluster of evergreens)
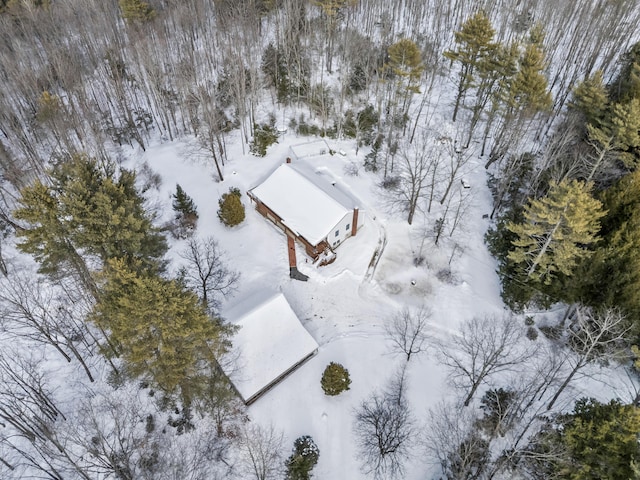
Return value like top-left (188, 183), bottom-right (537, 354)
top-left (487, 40), bottom-right (640, 338)
top-left (13, 155), bottom-right (235, 410)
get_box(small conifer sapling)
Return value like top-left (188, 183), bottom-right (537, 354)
top-left (217, 187), bottom-right (245, 227)
top-left (321, 362), bottom-right (351, 396)
top-left (172, 184), bottom-right (199, 238)
top-left (285, 435), bottom-right (320, 480)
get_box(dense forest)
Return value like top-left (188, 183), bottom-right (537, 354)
top-left (2, 0), bottom-right (640, 478)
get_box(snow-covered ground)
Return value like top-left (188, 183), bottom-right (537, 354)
top-left (2, 121), bottom-right (631, 479)
top-left (122, 127), bottom-right (515, 478)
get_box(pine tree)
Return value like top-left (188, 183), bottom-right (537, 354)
top-left (486, 34), bottom-right (552, 167)
top-left (262, 43), bottom-right (290, 103)
top-left (172, 184), bottom-right (199, 238)
top-left (286, 436), bottom-right (320, 480)
top-left (468, 40), bottom-right (519, 148)
top-left (507, 180), bottom-right (605, 285)
top-left (507, 42), bottom-right (553, 116)
top-left (250, 122), bottom-right (279, 157)
top-left (532, 398), bottom-right (640, 480)
top-left (609, 99), bottom-right (640, 168)
top-left (387, 39), bottom-right (424, 85)
top-left (444, 11), bottom-right (497, 122)
top-left (14, 154), bottom-right (167, 289)
top-left (569, 70), bottom-right (609, 128)
top-left (610, 41), bottom-right (640, 104)
top-left (217, 188), bottom-right (245, 227)
top-left (387, 38), bottom-right (424, 118)
top-left (582, 98), bottom-right (640, 178)
top-left (91, 258), bottom-right (234, 406)
top-left (579, 169), bottom-right (640, 328)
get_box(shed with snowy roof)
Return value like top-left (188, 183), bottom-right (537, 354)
top-left (247, 158), bottom-right (364, 262)
top-left (222, 292), bottom-right (318, 405)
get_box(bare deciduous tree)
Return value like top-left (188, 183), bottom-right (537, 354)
top-left (353, 367), bottom-right (415, 479)
top-left (236, 423), bottom-right (284, 480)
top-left (65, 391), bottom-right (145, 480)
top-left (436, 314), bottom-right (536, 407)
top-left (0, 350), bottom-right (92, 480)
top-left (179, 236), bottom-right (240, 313)
top-left (395, 138), bottom-right (433, 225)
top-left (547, 305), bottom-right (630, 410)
top-left (0, 273), bottom-right (96, 382)
top-left (384, 306), bottom-right (430, 361)
top-left (423, 401), bottom-right (490, 480)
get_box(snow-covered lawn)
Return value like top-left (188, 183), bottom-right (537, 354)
top-left (125, 129), bottom-right (515, 478)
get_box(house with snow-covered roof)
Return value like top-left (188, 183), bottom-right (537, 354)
top-left (222, 292), bottom-right (318, 405)
top-left (247, 157), bottom-right (364, 263)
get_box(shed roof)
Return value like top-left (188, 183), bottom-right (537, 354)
top-left (249, 164), bottom-right (351, 246)
top-left (223, 292), bottom-right (318, 404)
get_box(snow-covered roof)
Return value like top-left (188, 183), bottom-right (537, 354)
top-left (249, 164), bottom-right (352, 246)
top-left (224, 292), bottom-right (318, 404)
top-left (289, 140), bottom-right (331, 159)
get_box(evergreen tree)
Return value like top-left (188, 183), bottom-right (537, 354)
top-left (466, 40), bottom-right (519, 148)
top-left (579, 170), bottom-right (640, 330)
top-left (527, 398), bottom-right (640, 480)
top-left (569, 70), bottom-right (609, 128)
top-left (119, 0), bottom-right (154, 23)
top-left (250, 122), bottom-right (279, 157)
top-left (262, 43), bottom-right (290, 103)
top-left (14, 154), bottom-right (167, 290)
top-left (507, 180), bottom-right (605, 285)
top-left (286, 436), bottom-right (320, 480)
top-left (610, 41), bottom-right (640, 104)
top-left (91, 258), bottom-right (234, 406)
top-left (217, 188), bottom-right (245, 227)
top-left (320, 362), bottom-right (351, 396)
top-left (386, 38), bottom-right (424, 137)
top-left (581, 98), bottom-right (640, 178)
top-left (444, 11), bottom-right (497, 122)
top-left (172, 184), bottom-right (199, 238)
top-left (569, 68), bottom-right (640, 179)
top-left (387, 39), bottom-right (424, 91)
top-left (507, 42), bottom-right (553, 116)
top-left (486, 33), bottom-right (552, 167)
top-left (364, 134), bottom-right (383, 172)
top-left (477, 388), bottom-right (517, 438)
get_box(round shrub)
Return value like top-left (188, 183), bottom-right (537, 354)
top-left (217, 187), bottom-right (245, 227)
top-left (321, 362), bottom-right (351, 396)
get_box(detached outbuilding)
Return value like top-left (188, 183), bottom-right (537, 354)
top-left (222, 292), bottom-right (318, 405)
top-left (247, 158), bottom-right (364, 262)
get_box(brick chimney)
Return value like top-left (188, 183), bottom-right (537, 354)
top-left (351, 208), bottom-right (359, 236)
top-left (286, 157), bottom-right (292, 164)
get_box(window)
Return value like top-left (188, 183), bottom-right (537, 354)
top-left (335, 230), bottom-right (339, 237)
top-left (345, 223), bottom-right (350, 231)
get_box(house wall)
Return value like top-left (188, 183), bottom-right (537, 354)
top-left (356, 208), bottom-right (365, 229)
top-left (327, 211), bottom-right (355, 249)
